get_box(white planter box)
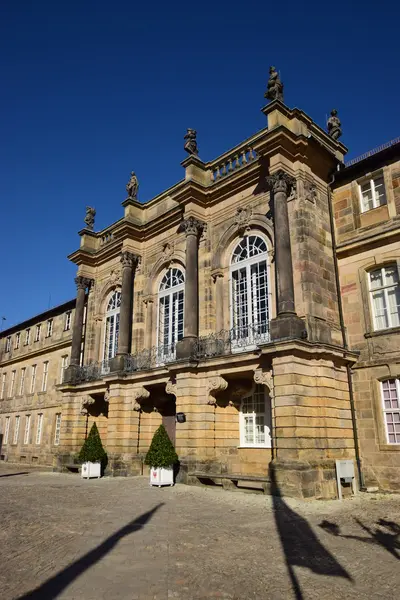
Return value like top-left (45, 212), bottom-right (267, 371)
top-left (150, 466), bottom-right (174, 487)
top-left (81, 461), bottom-right (101, 479)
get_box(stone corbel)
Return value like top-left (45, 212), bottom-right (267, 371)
top-left (207, 375), bottom-right (228, 406)
top-left (166, 379), bottom-right (177, 397)
top-left (131, 386), bottom-right (150, 412)
top-left (104, 390), bottom-right (110, 403)
top-left (80, 396), bottom-right (95, 415)
top-left (228, 380), bottom-right (255, 407)
top-left (253, 369), bottom-right (273, 395)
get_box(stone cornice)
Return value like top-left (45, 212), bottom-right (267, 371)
top-left (336, 221), bottom-right (400, 258)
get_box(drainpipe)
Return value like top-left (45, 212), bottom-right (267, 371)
top-left (327, 169), bottom-right (365, 490)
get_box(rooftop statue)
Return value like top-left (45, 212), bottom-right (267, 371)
top-left (327, 109), bottom-right (342, 141)
top-left (126, 171), bottom-right (139, 200)
top-left (184, 128), bottom-right (199, 156)
top-left (84, 206), bottom-right (96, 231)
top-left (264, 66), bottom-right (284, 103)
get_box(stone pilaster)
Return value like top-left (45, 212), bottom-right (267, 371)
top-left (212, 270), bottom-right (224, 331)
top-left (266, 170), bottom-right (305, 340)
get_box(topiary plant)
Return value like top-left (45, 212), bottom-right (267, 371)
top-left (145, 424), bottom-right (178, 469)
top-left (78, 423), bottom-right (107, 465)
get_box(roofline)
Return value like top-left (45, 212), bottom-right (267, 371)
top-left (0, 298), bottom-right (76, 338)
top-left (334, 139), bottom-right (400, 185)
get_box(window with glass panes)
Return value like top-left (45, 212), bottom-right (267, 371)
top-left (54, 413), bottom-right (62, 445)
top-left (103, 291), bottom-right (121, 361)
top-left (60, 355), bottom-right (68, 383)
top-left (41, 362), bottom-right (49, 392)
top-left (1, 373), bottom-right (7, 399)
top-left (369, 265), bottom-right (400, 330)
top-left (9, 370), bottom-right (16, 397)
top-left (5, 336), bottom-right (11, 352)
top-left (381, 380), bottom-right (400, 444)
top-left (35, 324), bottom-right (41, 342)
top-left (240, 385), bottom-right (271, 447)
top-left (24, 415), bottom-right (31, 445)
top-left (13, 416), bottom-right (20, 444)
top-left (157, 268), bottom-right (184, 359)
top-left (19, 368), bottom-right (26, 395)
top-left (35, 413), bottom-right (43, 444)
top-left (25, 328), bottom-right (31, 345)
top-left (230, 235), bottom-right (270, 345)
top-left (65, 311), bottom-right (72, 331)
top-left (359, 174), bottom-right (387, 212)
top-left (30, 365), bottom-right (37, 394)
top-left (4, 416), bottom-right (10, 444)
top-left (15, 332), bottom-right (20, 349)
top-left (46, 319), bottom-right (53, 337)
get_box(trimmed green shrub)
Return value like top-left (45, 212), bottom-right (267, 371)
top-left (145, 424), bottom-right (178, 469)
top-left (78, 423), bottom-right (107, 465)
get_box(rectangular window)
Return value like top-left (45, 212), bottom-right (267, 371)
top-left (359, 173), bottom-right (387, 213)
top-left (4, 416), bottom-right (10, 445)
top-left (54, 413), bottom-right (62, 445)
top-left (60, 355), bottom-right (69, 383)
top-left (381, 379), bottom-right (400, 444)
top-left (46, 319), bottom-right (53, 337)
top-left (35, 324), bottom-right (41, 342)
top-left (13, 416), bottom-right (20, 445)
top-left (1, 373), bottom-right (7, 400)
top-left (9, 370), bottom-right (16, 397)
top-left (5, 336), bottom-right (11, 353)
top-left (19, 368), bottom-right (26, 395)
top-left (64, 311), bottom-right (72, 331)
top-left (30, 365), bottom-right (37, 394)
top-left (41, 361), bottom-right (49, 392)
top-left (25, 328), bottom-right (31, 345)
top-left (369, 265), bottom-right (400, 330)
top-left (35, 413), bottom-right (43, 445)
top-left (24, 415), bottom-right (31, 445)
top-left (239, 385), bottom-right (271, 447)
top-left (15, 332), bottom-right (20, 349)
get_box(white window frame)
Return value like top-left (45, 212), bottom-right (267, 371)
top-left (157, 268), bottom-right (185, 363)
top-left (64, 311), bottom-right (72, 331)
top-left (5, 336), bottom-right (11, 353)
top-left (30, 365), bottom-right (37, 394)
top-left (239, 385), bottom-right (271, 448)
top-left (4, 416), bottom-right (10, 445)
top-left (46, 319), bottom-right (53, 337)
top-left (369, 265), bottom-right (400, 331)
top-left (13, 416), bottom-right (20, 445)
top-left (35, 413), bottom-right (43, 445)
top-left (15, 332), bottom-right (20, 349)
top-left (358, 172), bottom-right (387, 213)
top-left (9, 370), bottom-right (16, 397)
top-left (381, 379), bottom-right (400, 445)
top-left (54, 413), bottom-right (62, 445)
top-left (24, 415), bottom-right (31, 445)
top-left (60, 355), bottom-right (68, 383)
top-left (34, 324), bottom-right (41, 342)
top-left (41, 361), bottom-right (49, 392)
top-left (102, 291), bottom-right (121, 366)
top-left (19, 368), bottom-right (26, 396)
top-left (1, 373), bottom-right (6, 400)
top-left (25, 328), bottom-right (31, 345)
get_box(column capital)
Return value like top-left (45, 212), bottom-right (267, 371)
top-left (120, 251), bottom-right (140, 269)
top-left (266, 170), bottom-right (296, 195)
top-left (180, 216), bottom-right (206, 237)
top-left (74, 276), bottom-right (93, 291)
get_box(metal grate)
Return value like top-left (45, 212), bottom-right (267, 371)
top-left (345, 137), bottom-right (400, 167)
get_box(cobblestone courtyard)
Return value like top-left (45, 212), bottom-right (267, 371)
top-left (0, 466), bottom-right (399, 600)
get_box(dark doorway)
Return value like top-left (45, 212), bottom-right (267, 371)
top-left (160, 397), bottom-right (176, 446)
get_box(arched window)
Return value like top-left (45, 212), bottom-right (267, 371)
top-left (240, 385), bottom-right (271, 447)
top-left (158, 268), bottom-right (184, 360)
top-left (230, 235), bottom-right (270, 346)
top-left (103, 291), bottom-right (121, 362)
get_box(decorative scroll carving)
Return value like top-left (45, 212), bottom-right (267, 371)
top-left (184, 128), bottom-right (198, 156)
top-left (108, 267), bottom-right (122, 286)
top-left (131, 386), bottom-right (150, 411)
top-left (207, 375), bottom-right (228, 406)
top-left (266, 170), bottom-right (296, 196)
top-left (75, 276), bottom-right (93, 291)
top-left (80, 396), bottom-right (95, 415)
top-left (264, 66), bottom-right (284, 103)
top-left (254, 369), bottom-right (273, 394)
top-left (120, 251), bottom-right (140, 269)
top-left (104, 390), bottom-right (110, 403)
top-left (166, 379), bottom-right (177, 397)
top-left (84, 206), bottom-right (96, 231)
top-left (126, 171), bottom-right (139, 200)
top-left (327, 109), bottom-right (342, 141)
top-left (181, 216), bottom-right (206, 237)
top-left (235, 207), bottom-right (252, 236)
top-left (304, 180), bottom-right (317, 204)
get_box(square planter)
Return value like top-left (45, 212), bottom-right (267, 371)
top-left (150, 466), bottom-right (174, 487)
top-left (81, 461), bottom-right (101, 479)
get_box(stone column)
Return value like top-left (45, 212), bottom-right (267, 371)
top-left (266, 170), bottom-right (305, 340)
top-left (70, 276), bottom-right (92, 366)
top-left (176, 217), bottom-right (205, 359)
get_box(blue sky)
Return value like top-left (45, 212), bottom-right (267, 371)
top-left (1, 0), bottom-right (399, 329)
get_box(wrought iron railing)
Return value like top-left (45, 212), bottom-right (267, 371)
top-left (124, 343), bottom-right (177, 373)
top-left (195, 324), bottom-right (270, 359)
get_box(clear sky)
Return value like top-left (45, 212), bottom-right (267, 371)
top-left (1, 0), bottom-right (399, 329)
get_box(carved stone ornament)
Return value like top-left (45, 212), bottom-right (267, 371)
top-left (104, 390), bottom-right (110, 403)
top-left (184, 128), bottom-right (199, 156)
top-left (166, 380), bottom-right (177, 397)
top-left (120, 251), bottom-right (140, 270)
top-left (254, 369), bottom-right (273, 394)
top-left (109, 267), bottom-right (122, 286)
top-left (266, 170), bottom-right (296, 196)
top-left (181, 216), bottom-right (206, 237)
top-left (235, 207), bottom-right (252, 236)
top-left (126, 171), bottom-right (139, 200)
top-left (327, 109), bottom-right (342, 141)
top-left (80, 396), bottom-right (95, 415)
top-left (207, 376), bottom-right (228, 406)
top-left (228, 380), bottom-right (255, 406)
top-left (75, 276), bottom-right (93, 291)
top-left (211, 269), bottom-right (224, 283)
top-left (84, 206), bottom-right (96, 231)
top-left (264, 66), bottom-right (284, 103)
top-left (162, 242), bottom-right (174, 259)
top-left (132, 386), bottom-right (150, 411)
top-left (304, 180), bottom-right (317, 204)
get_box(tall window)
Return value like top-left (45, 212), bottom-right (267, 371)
top-left (24, 415), bottom-right (31, 445)
top-left (158, 268), bottom-right (184, 360)
top-left (230, 235), bottom-right (270, 346)
top-left (25, 328), bottom-right (31, 345)
top-left (35, 413), bottom-right (43, 445)
top-left (15, 332), bottom-right (20, 349)
top-left (103, 291), bottom-right (121, 361)
top-left (30, 365), bottom-right (37, 394)
top-left (5, 336), bottom-right (11, 353)
top-left (4, 417), bottom-right (10, 445)
top-left (64, 311), bottom-right (72, 331)
top-left (369, 265), bottom-right (400, 330)
top-left (9, 371), bottom-right (16, 397)
top-left (381, 380), bottom-right (400, 444)
top-left (19, 368), bottom-right (26, 395)
top-left (46, 319), bottom-right (53, 337)
top-left (35, 324), bottom-right (41, 342)
top-left (240, 385), bottom-right (271, 447)
top-left (41, 362), bottom-right (49, 392)
top-left (359, 173), bottom-right (387, 213)
top-left (13, 416), bottom-right (20, 445)
top-left (1, 373), bottom-right (6, 400)
top-left (54, 413), bottom-right (62, 445)
top-left (60, 355), bottom-right (68, 383)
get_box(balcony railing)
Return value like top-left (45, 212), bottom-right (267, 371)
top-left (124, 343), bottom-right (177, 373)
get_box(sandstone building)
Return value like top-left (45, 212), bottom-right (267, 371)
top-left (1, 82), bottom-right (399, 498)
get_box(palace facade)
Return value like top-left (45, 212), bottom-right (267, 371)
top-left (1, 91), bottom-right (399, 498)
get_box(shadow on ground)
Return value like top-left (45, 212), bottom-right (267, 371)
top-left (18, 504), bottom-right (163, 600)
top-left (0, 472), bottom-right (29, 478)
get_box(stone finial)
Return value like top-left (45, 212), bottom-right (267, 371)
top-left (84, 206), bottom-right (96, 231)
top-left (266, 170), bottom-right (296, 195)
top-left (264, 66), bottom-right (284, 103)
top-left (327, 109), bottom-right (342, 140)
top-left (126, 171), bottom-right (139, 200)
top-left (184, 128), bottom-right (199, 156)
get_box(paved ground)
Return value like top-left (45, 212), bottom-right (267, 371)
top-left (0, 465), bottom-right (399, 600)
